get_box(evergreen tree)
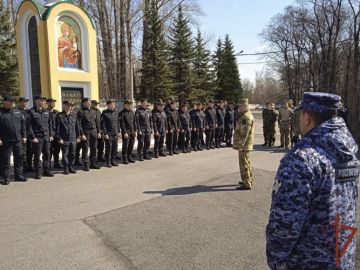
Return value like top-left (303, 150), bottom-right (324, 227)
top-left (193, 29), bottom-right (214, 101)
top-left (213, 38), bottom-right (223, 98)
top-left (168, 4), bottom-right (194, 101)
top-left (214, 35), bottom-right (242, 102)
top-left (140, 0), bottom-right (172, 101)
top-left (0, 2), bottom-right (18, 97)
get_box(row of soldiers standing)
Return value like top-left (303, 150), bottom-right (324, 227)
top-left (262, 100), bottom-right (301, 149)
top-left (0, 96), bottom-right (238, 185)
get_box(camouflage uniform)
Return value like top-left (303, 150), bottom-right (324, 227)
top-left (291, 109), bottom-right (301, 146)
top-left (266, 92), bottom-right (359, 270)
top-left (267, 106), bottom-right (278, 147)
top-left (233, 99), bottom-right (255, 189)
top-left (278, 107), bottom-right (293, 148)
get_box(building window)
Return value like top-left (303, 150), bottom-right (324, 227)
top-left (28, 16), bottom-right (41, 99)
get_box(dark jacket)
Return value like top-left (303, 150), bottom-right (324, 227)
top-left (119, 108), bottom-right (137, 135)
top-left (179, 110), bottom-right (192, 130)
top-left (55, 111), bottom-right (80, 141)
top-left (191, 109), bottom-right (205, 129)
top-left (153, 109), bottom-right (167, 134)
top-left (167, 109), bottom-right (181, 131)
top-left (135, 107), bottom-right (153, 134)
top-left (48, 109), bottom-right (59, 133)
top-left (27, 107), bottom-right (53, 139)
top-left (224, 107), bottom-right (234, 129)
top-left (216, 107), bottom-right (226, 126)
top-left (77, 107), bottom-right (99, 133)
top-left (101, 109), bottom-right (120, 136)
top-left (205, 107), bottom-right (217, 128)
top-left (0, 108), bottom-right (26, 142)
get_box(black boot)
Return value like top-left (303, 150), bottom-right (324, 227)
top-left (138, 154), bottom-right (144, 161)
top-left (128, 155), bottom-right (136, 163)
top-left (75, 159), bottom-right (83, 166)
top-left (43, 170), bottom-right (54, 177)
top-left (2, 176), bottom-right (10, 185)
top-left (34, 169), bottom-right (41, 180)
top-left (182, 148), bottom-right (187, 154)
top-left (63, 168), bottom-right (69, 175)
top-left (83, 163), bottom-right (90, 171)
top-left (123, 156), bottom-right (129, 165)
top-left (154, 152), bottom-right (159, 158)
top-left (111, 160), bottom-right (118, 167)
top-left (90, 162), bottom-right (100, 169)
top-left (69, 167), bottom-right (76, 174)
top-left (159, 152), bottom-right (167, 157)
top-left (106, 162), bottom-right (112, 168)
top-left (144, 154), bottom-right (152, 160)
top-left (14, 175), bottom-right (27, 182)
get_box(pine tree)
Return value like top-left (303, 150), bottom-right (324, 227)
top-left (215, 35), bottom-right (242, 102)
top-left (193, 29), bottom-right (214, 102)
top-left (169, 4), bottom-right (194, 101)
top-left (212, 38), bottom-right (223, 99)
top-left (140, 0), bottom-right (172, 101)
top-left (0, 2), bottom-right (18, 97)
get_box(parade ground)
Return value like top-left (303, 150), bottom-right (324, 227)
top-left (0, 111), bottom-right (359, 270)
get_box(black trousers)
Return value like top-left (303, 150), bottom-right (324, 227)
top-left (137, 133), bottom-right (151, 156)
top-left (0, 141), bottom-right (23, 178)
top-left (166, 130), bottom-right (178, 153)
top-left (178, 130), bottom-right (191, 150)
top-left (191, 128), bottom-right (204, 148)
top-left (61, 141), bottom-right (76, 168)
top-left (105, 135), bottom-right (118, 162)
top-left (154, 133), bottom-right (165, 154)
top-left (225, 127), bottom-right (233, 144)
top-left (50, 140), bottom-right (61, 165)
top-left (205, 128), bottom-right (215, 147)
top-left (32, 138), bottom-right (50, 172)
top-left (122, 134), bottom-right (135, 158)
top-left (26, 139), bottom-right (33, 169)
top-left (97, 137), bottom-right (104, 159)
top-left (81, 129), bottom-right (98, 164)
top-left (215, 126), bottom-right (224, 143)
top-left (75, 143), bottom-right (81, 162)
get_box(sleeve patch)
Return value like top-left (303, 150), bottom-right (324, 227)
top-left (335, 163), bottom-right (359, 182)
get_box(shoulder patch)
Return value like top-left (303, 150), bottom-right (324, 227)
top-left (335, 163), bottom-right (359, 182)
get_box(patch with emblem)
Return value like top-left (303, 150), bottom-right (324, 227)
top-left (335, 163), bottom-right (360, 182)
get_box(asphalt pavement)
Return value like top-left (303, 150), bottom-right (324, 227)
top-left (0, 111), bottom-right (358, 270)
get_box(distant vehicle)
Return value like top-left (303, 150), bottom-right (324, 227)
top-left (255, 105), bottom-right (265, 110)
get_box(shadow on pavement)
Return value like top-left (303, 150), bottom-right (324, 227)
top-left (253, 144), bottom-right (289, 154)
top-left (144, 184), bottom-right (240, 196)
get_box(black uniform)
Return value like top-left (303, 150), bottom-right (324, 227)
top-left (18, 107), bottom-right (32, 171)
top-left (166, 109), bottom-right (181, 155)
top-left (77, 107), bottom-right (100, 167)
top-left (0, 108), bottom-right (26, 181)
top-left (56, 111), bottom-right (81, 170)
top-left (48, 109), bottom-right (61, 168)
top-left (92, 108), bottom-right (105, 161)
top-left (27, 107), bottom-right (53, 176)
top-left (135, 107), bottom-right (153, 159)
top-left (101, 109), bottom-right (120, 165)
top-left (224, 107), bottom-right (235, 146)
top-left (178, 110), bottom-right (192, 152)
top-left (205, 107), bottom-right (217, 149)
top-left (119, 108), bottom-right (137, 163)
top-left (191, 109), bottom-right (206, 150)
top-left (215, 106), bottom-right (226, 147)
top-left (152, 109), bottom-right (167, 157)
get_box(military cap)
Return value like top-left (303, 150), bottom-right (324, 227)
top-left (124, 100), bottom-right (132, 105)
top-left (294, 92), bottom-right (341, 113)
top-left (156, 99), bottom-right (163, 103)
top-left (63, 100), bottom-right (74, 106)
top-left (34, 95), bottom-right (46, 101)
top-left (3, 96), bottom-right (15, 102)
top-left (156, 101), bottom-right (164, 106)
top-left (91, 100), bottom-right (99, 105)
top-left (46, 98), bottom-right (57, 103)
top-left (19, 97), bottom-right (30, 102)
top-left (106, 99), bottom-right (116, 105)
top-left (239, 98), bottom-right (249, 105)
top-left (82, 97), bottom-right (91, 103)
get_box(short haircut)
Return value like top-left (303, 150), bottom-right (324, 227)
top-left (140, 98), bottom-right (147, 103)
top-left (170, 101), bottom-right (176, 105)
top-left (303, 109), bottom-right (337, 126)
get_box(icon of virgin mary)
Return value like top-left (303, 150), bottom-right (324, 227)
top-left (58, 22), bottom-right (81, 69)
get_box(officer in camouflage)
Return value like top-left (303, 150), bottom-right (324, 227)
top-left (266, 92), bottom-right (359, 270)
top-left (233, 98), bottom-right (255, 190)
top-left (278, 101), bottom-right (293, 149)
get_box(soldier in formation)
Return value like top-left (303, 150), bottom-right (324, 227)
top-left (278, 101), bottom-right (293, 149)
top-left (119, 100), bottom-right (137, 164)
top-left (262, 103), bottom-right (278, 147)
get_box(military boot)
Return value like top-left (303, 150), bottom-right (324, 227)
top-left (123, 156), bottom-right (129, 165)
top-left (154, 152), bottom-right (159, 158)
top-left (128, 155), bottom-right (136, 163)
top-left (83, 163), bottom-right (90, 171)
top-left (90, 162), bottom-right (100, 169)
top-left (138, 154), bottom-right (144, 161)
